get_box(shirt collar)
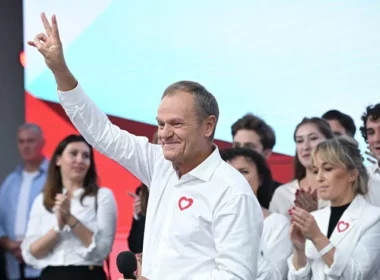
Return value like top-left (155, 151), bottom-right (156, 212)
top-left (185, 144), bottom-right (223, 182)
top-left (15, 157), bottom-right (49, 174)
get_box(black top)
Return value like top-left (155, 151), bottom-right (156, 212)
top-left (327, 203), bottom-right (350, 238)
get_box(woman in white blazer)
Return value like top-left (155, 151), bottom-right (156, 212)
top-left (221, 148), bottom-right (291, 280)
top-left (270, 117), bottom-right (334, 217)
top-left (288, 136), bottom-right (380, 279)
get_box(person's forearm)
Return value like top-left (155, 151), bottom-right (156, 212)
top-left (292, 249), bottom-right (307, 270)
top-left (53, 68), bottom-right (77, 92)
top-left (30, 229), bottom-right (60, 259)
top-left (312, 234), bottom-right (335, 267)
top-left (66, 215), bottom-right (93, 247)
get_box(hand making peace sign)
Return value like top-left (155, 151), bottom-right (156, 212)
top-left (28, 12), bottom-right (68, 73)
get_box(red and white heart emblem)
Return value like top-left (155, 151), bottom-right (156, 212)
top-left (337, 221), bottom-right (349, 233)
top-left (178, 196), bottom-right (193, 211)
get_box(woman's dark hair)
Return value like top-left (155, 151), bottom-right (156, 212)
top-left (43, 134), bottom-right (99, 212)
top-left (136, 184), bottom-right (149, 216)
top-left (293, 117), bottom-right (334, 181)
top-left (220, 147), bottom-right (273, 208)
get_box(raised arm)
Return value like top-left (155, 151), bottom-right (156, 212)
top-left (28, 13), bottom-right (161, 186)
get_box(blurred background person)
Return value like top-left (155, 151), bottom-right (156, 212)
top-left (127, 131), bottom-right (159, 263)
top-left (231, 113), bottom-right (280, 208)
top-left (322, 109), bottom-right (356, 137)
top-left (0, 123), bottom-right (47, 280)
top-left (288, 137), bottom-right (380, 279)
top-left (21, 135), bottom-right (117, 280)
top-left (270, 117), bottom-right (334, 216)
top-left (221, 147), bottom-right (291, 280)
top-left (360, 103), bottom-right (380, 207)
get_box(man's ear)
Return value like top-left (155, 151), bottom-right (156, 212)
top-left (262, 149), bottom-right (272, 160)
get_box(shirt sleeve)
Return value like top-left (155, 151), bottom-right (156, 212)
top-left (21, 194), bottom-right (50, 269)
top-left (0, 179), bottom-right (8, 238)
top-left (187, 194), bottom-right (263, 280)
top-left (57, 84), bottom-right (161, 187)
top-left (260, 215), bottom-right (292, 280)
top-left (287, 256), bottom-right (312, 280)
top-left (324, 220), bottom-right (380, 279)
top-left (74, 188), bottom-right (117, 262)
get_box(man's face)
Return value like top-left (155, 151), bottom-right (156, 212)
top-left (17, 129), bottom-right (44, 162)
top-left (156, 91), bottom-right (215, 166)
top-left (233, 129), bottom-right (272, 158)
top-left (326, 119), bottom-right (348, 137)
top-left (366, 116), bottom-right (380, 161)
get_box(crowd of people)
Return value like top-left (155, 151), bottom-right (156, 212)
top-left (1, 12), bottom-right (380, 280)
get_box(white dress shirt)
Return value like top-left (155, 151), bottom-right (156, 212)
top-left (269, 180), bottom-right (329, 218)
top-left (21, 187), bottom-right (117, 269)
top-left (257, 213), bottom-right (291, 280)
top-left (365, 164), bottom-right (380, 207)
top-left (57, 84), bottom-right (264, 280)
top-left (14, 170), bottom-right (39, 239)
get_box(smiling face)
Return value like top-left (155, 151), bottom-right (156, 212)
top-left (56, 141), bottom-right (91, 183)
top-left (312, 153), bottom-right (357, 205)
top-left (295, 123), bottom-right (327, 169)
top-left (366, 116), bottom-right (380, 161)
top-left (156, 90), bottom-right (216, 169)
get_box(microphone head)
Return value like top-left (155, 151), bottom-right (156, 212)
top-left (116, 251), bottom-right (137, 275)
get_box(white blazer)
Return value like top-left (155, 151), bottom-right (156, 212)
top-left (288, 195), bottom-right (380, 280)
top-left (257, 213), bottom-right (291, 280)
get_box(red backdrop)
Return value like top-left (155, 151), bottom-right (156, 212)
top-left (25, 91), bottom-right (294, 277)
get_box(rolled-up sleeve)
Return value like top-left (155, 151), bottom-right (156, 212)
top-left (324, 221), bottom-right (380, 279)
top-left (287, 255), bottom-right (312, 280)
top-left (74, 188), bottom-right (117, 262)
top-left (57, 84), bottom-right (161, 187)
top-left (188, 194), bottom-right (263, 280)
top-left (21, 194), bottom-right (50, 269)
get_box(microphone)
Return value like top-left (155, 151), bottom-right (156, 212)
top-left (116, 251), bottom-right (137, 279)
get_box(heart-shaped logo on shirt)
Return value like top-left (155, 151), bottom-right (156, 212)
top-left (178, 196), bottom-right (193, 211)
top-left (337, 220), bottom-right (350, 233)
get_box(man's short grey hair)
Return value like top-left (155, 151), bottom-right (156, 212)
top-left (19, 123), bottom-right (44, 138)
top-left (162, 81), bottom-right (219, 139)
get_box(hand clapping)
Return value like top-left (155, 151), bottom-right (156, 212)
top-left (294, 187), bottom-right (318, 213)
top-left (55, 193), bottom-right (72, 227)
top-left (289, 207), bottom-right (321, 241)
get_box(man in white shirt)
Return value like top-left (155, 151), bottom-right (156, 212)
top-left (28, 13), bottom-right (263, 280)
top-left (359, 103), bottom-right (380, 206)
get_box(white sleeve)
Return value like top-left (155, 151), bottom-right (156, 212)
top-left (324, 221), bottom-right (380, 279)
top-left (57, 84), bottom-right (161, 187)
top-left (259, 216), bottom-right (292, 280)
top-left (74, 188), bottom-right (117, 262)
top-left (21, 194), bottom-right (51, 269)
top-left (269, 188), bottom-right (282, 214)
top-left (187, 195), bottom-right (263, 280)
top-left (287, 256), bottom-right (312, 280)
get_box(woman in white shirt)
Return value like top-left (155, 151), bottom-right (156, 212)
top-left (221, 148), bottom-right (291, 280)
top-left (21, 135), bottom-right (117, 280)
top-left (270, 117), bottom-right (334, 217)
top-left (288, 136), bottom-right (380, 279)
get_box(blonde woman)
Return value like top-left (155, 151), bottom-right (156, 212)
top-left (288, 136), bottom-right (380, 279)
